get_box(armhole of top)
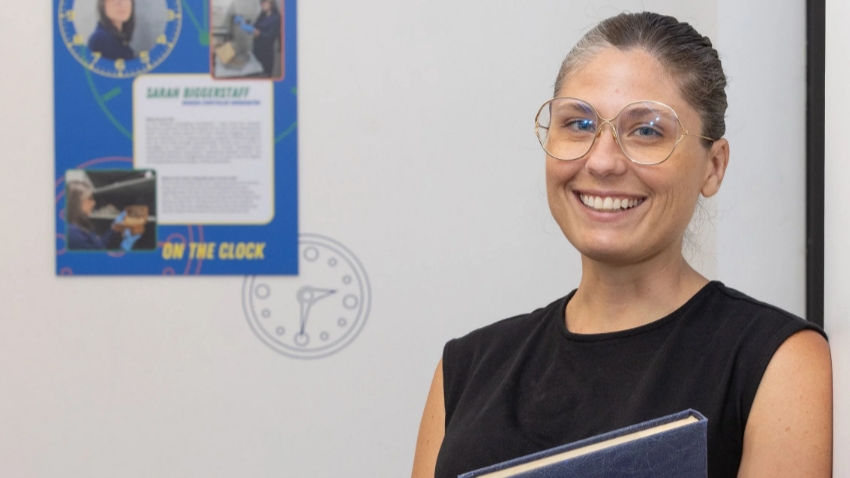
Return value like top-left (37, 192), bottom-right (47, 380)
top-left (441, 338), bottom-right (456, 430)
top-left (740, 321), bottom-right (827, 430)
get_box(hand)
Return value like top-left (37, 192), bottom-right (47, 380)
top-left (110, 210), bottom-right (127, 233)
top-left (233, 14), bottom-right (244, 25)
top-left (120, 228), bottom-right (143, 252)
top-left (253, 29), bottom-right (260, 37)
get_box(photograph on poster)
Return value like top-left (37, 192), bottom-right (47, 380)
top-left (210, 0), bottom-right (283, 79)
top-left (70, 0), bottom-right (168, 60)
top-left (64, 169), bottom-right (157, 251)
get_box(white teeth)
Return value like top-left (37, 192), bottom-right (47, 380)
top-left (579, 194), bottom-right (644, 211)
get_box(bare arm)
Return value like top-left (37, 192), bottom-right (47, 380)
top-left (738, 330), bottom-right (832, 477)
top-left (412, 359), bottom-right (446, 478)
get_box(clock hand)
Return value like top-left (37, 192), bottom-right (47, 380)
top-left (295, 286), bottom-right (337, 334)
top-left (298, 300), bottom-right (310, 335)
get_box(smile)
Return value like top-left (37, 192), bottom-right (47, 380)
top-left (578, 193), bottom-right (645, 212)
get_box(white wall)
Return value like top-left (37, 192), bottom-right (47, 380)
top-left (0, 1), bottom-right (814, 476)
top-left (825, 0), bottom-right (849, 473)
top-left (715, 0), bottom-right (807, 317)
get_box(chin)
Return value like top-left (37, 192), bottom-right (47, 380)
top-left (566, 234), bottom-right (648, 266)
top-left (578, 246), bottom-right (640, 265)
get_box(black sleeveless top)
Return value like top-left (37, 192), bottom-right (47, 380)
top-left (436, 282), bottom-right (826, 478)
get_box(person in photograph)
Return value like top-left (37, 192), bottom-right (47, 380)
top-left (252, 0), bottom-right (281, 77)
top-left (66, 181), bottom-right (141, 251)
top-left (88, 0), bottom-right (136, 61)
top-left (411, 12), bottom-right (831, 478)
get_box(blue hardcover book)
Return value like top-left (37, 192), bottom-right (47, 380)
top-left (459, 409), bottom-right (707, 478)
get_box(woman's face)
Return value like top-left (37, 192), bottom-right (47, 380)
top-left (546, 47), bottom-right (728, 266)
top-left (81, 194), bottom-right (96, 216)
top-left (104, 0), bottom-right (133, 25)
top-left (261, 0), bottom-right (272, 13)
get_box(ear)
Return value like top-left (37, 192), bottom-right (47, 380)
top-left (700, 138), bottom-right (730, 198)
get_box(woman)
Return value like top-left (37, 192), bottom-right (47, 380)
top-left (66, 181), bottom-right (140, 251)
top-left (412, 12), bottom-right (832, 478)
top-left (88, 0), bottom-right (136, 61)
top-left (252, 0), bottom-right (281, 77)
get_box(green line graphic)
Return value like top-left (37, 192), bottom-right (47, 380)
top-left (101, 87), bottom-right (122, 102)
top-left (275, 121), bottom-right (297, 143)
top-left (181, 0), bottom-right (209, 45)
top-left (81, 54), bottom-right (132, 139)
top-left (203, 1), bottom-right (209, 29)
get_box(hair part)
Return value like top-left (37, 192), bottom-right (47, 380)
top-left (554, 12), bottom-right (727, 147)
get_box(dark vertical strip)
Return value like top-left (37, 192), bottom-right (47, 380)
top-left (807, 0), bottom-right (825, 328)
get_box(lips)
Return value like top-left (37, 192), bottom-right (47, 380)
top-left (578, 193), bottom-right (646, 212)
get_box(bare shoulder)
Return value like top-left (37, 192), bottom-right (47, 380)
top-left (412, 359), bottom-right (446, 478)
top-left (738, 330), bottom-right (832, 478)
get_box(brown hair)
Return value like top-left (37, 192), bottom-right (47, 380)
top-left (554, 12), bottom-right (727, 147)
top-left (97, 0), bottom-right (136, 43)
top-left (67, 181), bottom-right (94, 232)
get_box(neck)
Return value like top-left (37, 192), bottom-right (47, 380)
top-left (111, 20), bottom-right (123, 32)
top-left (566, 242), bottom-right (708, 334)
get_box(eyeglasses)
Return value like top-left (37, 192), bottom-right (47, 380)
top-left (534, 97), bottom-right (717, 165)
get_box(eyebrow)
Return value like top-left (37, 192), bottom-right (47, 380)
top-left (551, 103), bottom-right (595, 116)
top-left (620, 104), bottom-right (672, 120)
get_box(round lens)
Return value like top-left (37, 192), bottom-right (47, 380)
top-left (616, 101), bottom-right (681, 165)
top-left (536, 98), bottom-right (598, 161)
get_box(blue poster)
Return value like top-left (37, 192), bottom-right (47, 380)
top-left (53, 0), bottom-right (298, 275)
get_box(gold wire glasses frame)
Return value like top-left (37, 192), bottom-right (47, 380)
top-left (534, 97), bottom-right (717, 165)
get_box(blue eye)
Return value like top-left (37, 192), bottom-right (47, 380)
top-left (635, 126), bottom-right (661, 137)
top-left (565, 118), bottom-right (596, 132)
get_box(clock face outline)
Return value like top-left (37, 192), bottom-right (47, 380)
top-left (57, 0), bottom-right (182, 78)
top-left (243, 234), bottom-right (372, 359)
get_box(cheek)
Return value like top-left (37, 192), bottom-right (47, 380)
top-left (643, 162), bottom-right (704, 221)
top-left (545, 157), bottom-right (584, 220)
top-left (545, 157), bottom-right (579, 188)
top-left (545, 160), bottom-right (570, 200)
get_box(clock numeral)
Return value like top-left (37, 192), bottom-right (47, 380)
top-left (90, 51), bottom-right (101, 67)
top-left (114, 59), bottom-right (125, 73)
top-left (139, 51), bottom-right (151, 66)
top-left (156, 34), bottom-right (168, 45)
top-left (72, 34), bottom-right (84, 46)
top-left (167, 9), bottom-right (180, 21)
top-left (61, 10), bottom-right (75, 21)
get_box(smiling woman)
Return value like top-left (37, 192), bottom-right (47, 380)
top-left (411, 11), bottom-right (832, 478)
top-left (88, 0), bottom-right (136, 60)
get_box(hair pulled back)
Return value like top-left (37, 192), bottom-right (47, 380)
top-left (67, 181), bottom-right (94, 232)
top-left (554, 12), bottom-right (727, 145)
top-left (97, 0), bottom-right (136, 42)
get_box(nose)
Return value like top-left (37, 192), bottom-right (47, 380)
top-left (584, 121), bottom-right (629, 178)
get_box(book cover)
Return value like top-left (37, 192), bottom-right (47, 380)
top-left (459, 409), bottom-right (707, 478)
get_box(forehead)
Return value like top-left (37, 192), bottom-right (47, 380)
top-left (557, 48), bottom-right (692, 120)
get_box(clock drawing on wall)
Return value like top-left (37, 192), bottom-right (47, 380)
top-left (243, 234), bottom-right (372, 359)
top-left (58, 0), bottom-right (181, 78)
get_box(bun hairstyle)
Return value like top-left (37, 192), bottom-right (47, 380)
top-left (554, 12), bottom-right (728, 147)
